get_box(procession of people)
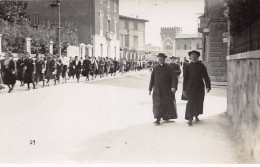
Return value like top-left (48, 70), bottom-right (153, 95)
top-left (0, 51), bottom-right (150, 93)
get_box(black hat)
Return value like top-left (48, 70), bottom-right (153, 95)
top-left (188, 50), bottom-right (200, 57)
top-left (157, 53), bottom-right (167, 58)
top-left (170, 56), bottom-right (177, 59)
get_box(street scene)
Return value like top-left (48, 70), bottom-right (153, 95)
top-left (0, 0), bottom-right (260, 164)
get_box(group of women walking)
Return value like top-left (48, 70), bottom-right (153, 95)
top-left (0, 51), bottom-right (149, 93)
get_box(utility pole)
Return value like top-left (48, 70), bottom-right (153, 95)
top-left (57, 0), bottom-right (61, 57)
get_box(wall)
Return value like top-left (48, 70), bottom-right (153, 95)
top-left (67, 45), bottom-right (79, 58)
top-left (227, 50), bottom-right (260, 163)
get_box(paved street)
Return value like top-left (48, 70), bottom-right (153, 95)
top-left (0, 70), bottom-right (252, 163)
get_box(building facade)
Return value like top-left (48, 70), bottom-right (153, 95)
top-left (161, 27), bottom-right (202, 62)
top-left (26, 0), bottom-right (120, 58)
top-left (198, 0), bottom-right (228, 83)
top-left (119, 15), bottom-right (148, 60)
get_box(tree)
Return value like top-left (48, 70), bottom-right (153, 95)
top-left (0, 0), bottom-right (29, 24)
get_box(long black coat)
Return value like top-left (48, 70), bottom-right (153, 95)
top-left (149, 63), bottom-right (178, 120)
top-left (183, 61), bottom-right (211, 120)
top-left (16, 58), bottom-right (25, 81)
top-left (2, 59), bottom-right (16, 85)
top-left (24, 58), bottom-right (35, 84)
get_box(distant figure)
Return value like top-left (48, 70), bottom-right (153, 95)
top-left (24, 52), bottom-right (35, 90)
top-left (169, 56), bottom-right (181, 90)
top-left (149, 53), bottom-right (178, 125)
top-left (82, 56), bottom-right (91, 81)
top-left (73, 56), bottom-right (82, 83)
top-left (16, 53), bottom-right (25, 86)
top-left (183, 57), bottom-right (189, 76)
top-left (183, 50), bottom-right (211, 126)
top-left (2, 51), bottom-right (16, 93)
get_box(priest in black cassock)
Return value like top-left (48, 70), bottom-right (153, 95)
top-left (149, 53), bottom-right (178, 125)
top-left (183, 50), bottom-right (211, 126)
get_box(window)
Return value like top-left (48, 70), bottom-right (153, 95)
top-left (124, 35), bottom-right (129, 47)
top-left (134, 36), bottom-right (138, 48)
top-left (107, 0), bottom-right (110, 8)
top-left (100, 11), bottom-right (104, 35)
top-left (120, 34), bottom-right (123, 46)
top-left (125, 20), bottom-right (129, 29)
top-left (114, 19), bottom-right (117, 34)
top-left (184, 44), bottom-right (187, 50)
top-left (107, 15), bottom-right (111, 32)
top-left (134, 21), bottom-right (138, 30)
top-left (101, 44), bottom-right (103, 57)
top-left (114, 1), bottom-right (117, 12)
top-left (32, 14), bottom-right (39, 28)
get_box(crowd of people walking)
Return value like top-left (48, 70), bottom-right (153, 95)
top-left (0, 51), bottom-right (151, 93)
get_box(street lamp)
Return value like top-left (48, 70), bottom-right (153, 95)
top-left (57, 0), bottom-right (61, 57)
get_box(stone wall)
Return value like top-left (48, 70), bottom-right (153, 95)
top-left (227, 50), bottom-right (260, 163)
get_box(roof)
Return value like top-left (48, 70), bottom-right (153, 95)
top-left (119, 15), bottom-right (149, 22)
top-left (175, 34), bottom-right (202, 39)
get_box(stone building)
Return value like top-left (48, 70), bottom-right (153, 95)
top-left (119, 15), bottom-right (148, 60)
top-left (26, 0), bottom-right (120, 58)
top-left (161, 27), bottom-right (202, 62)
top-left (198, 0), bottom-right (228, 84)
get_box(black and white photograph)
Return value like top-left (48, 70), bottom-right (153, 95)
top-left (0, 0), bottom-right (259, 164)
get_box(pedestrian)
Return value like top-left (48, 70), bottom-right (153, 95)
top-left (183, 50), bottom-right (211, 126)
top-left (113, 58), bottom-right (118, 76)
top-left (45, 53), bottom-right (57, 86)
top-left (34, 53), bottom-right (46, 88)
top-left (82, 56), bottom-right (91, 81)
top-left (61, 53), bottom-right (69, 83)
top-left (68, 56), bottom-right (75, 80)
top-left (24, 52), bottom-right (36, 91)
top-left (169, 56), bottom-right (181, 89)
top-left (16, 53), bottom-right (25, 86)
top-left (1, 51), bottom-right (16, 93)
top-left (105, 57), bottom-right (111, 76)
top-left (149, 53), bottom-right (178, 125)
top-left (100, 57), bottom-right (105, 77)
top-left (55, 54), bottom-right (63, 85)
top-left (73, 56), bottom-right (82, 83)
top-left (118, 58), bottom-right (124, 74)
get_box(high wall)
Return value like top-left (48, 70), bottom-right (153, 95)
top-left (227, 50), bottom-right (260, 163)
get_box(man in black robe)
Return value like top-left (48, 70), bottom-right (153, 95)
top-left (149, 53), bottom-right (178, 125)
top-left (169, 56), bottom-right (181, 89)
top-left (183, 50), bottom-right (211, 126)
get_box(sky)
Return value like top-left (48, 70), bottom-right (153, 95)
top-left (119, 0), bottom-right (204, 46)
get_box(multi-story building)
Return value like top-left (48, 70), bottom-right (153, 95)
top-left (119, 15), bottom-right (148, 60)
top-left (26, 0), bottom-right (120, 58)
top-left (198, 0), bottom-right (228, 83)
top-left (161, 27), bottom-right (202, 62)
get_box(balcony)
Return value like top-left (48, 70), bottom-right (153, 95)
top-left (106, 32), bottom-right (115, 40)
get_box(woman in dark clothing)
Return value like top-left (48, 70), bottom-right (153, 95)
top-left (73, 56), bottom-right (82, 83)
top-left (56, 55), bottom-right (63, 85)
top-left (2, 52), bottom-right (16, 93)
top-left (82, 56), bottom-right (90, 81)
top-left (23, 53), bottom-right (35, 91)
top-left (16, 53), bottom-right (25, 86)
top-left (45, 54), bottom-right (57, 86)
top-left (34, 53), bottom-right (46, 88)
top-left (183, 50), bottom-right (211, 126)
top-left (68, 57), bottom-right (75, 79)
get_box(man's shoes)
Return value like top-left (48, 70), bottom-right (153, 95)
top-left (154, 120), bottom-right (160, 125)
top-left (188, 119), bottom-right (192, 126)
top-left (195, 116), bottom-right (200, 122)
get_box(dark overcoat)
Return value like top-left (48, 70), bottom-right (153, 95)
top-left (183, 61), bottom-right (211, 120)
top-left (16, 58), bottom-right (25, 81)
top-left (2, 59), bottom-right (16, 85)
top-left (24, 58), bottom-right (35, 84)
top-left (46, 59), bottom-right (57, 80)
top-left (35, 59), bottom-right (45, 81)
top-left (149, 63), bottom-right (178, 120)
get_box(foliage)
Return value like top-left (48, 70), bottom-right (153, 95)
top-left (2, 20), bottom-right (79, 54)
top-left (0, 1), bottom-right (29, 24)
top-left (228, 0), bottom-right (260, 35)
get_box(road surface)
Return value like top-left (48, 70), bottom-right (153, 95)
top-left (0, 70), bottom-right (253, 163)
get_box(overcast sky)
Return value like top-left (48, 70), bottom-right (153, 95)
top-left (119, 0), bottom-right (204, 46)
